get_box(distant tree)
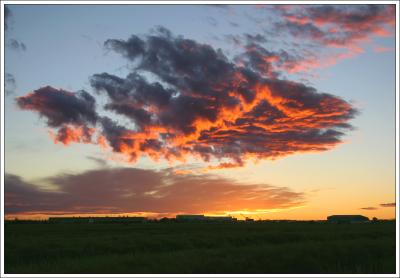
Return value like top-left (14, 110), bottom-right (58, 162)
top-left (372, 217), bottom-right (378, 222)
top-left (160, 217), bottom-right (170, 222)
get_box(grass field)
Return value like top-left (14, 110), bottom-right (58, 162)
top-left (4, 221), bottom-right (396, 274)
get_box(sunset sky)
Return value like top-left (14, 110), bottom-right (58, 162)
top-left (3, 3), bottom-right (397, 220)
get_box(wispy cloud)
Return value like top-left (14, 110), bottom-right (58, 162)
top-left (5, 169), bottom-right (305, 216)
top-left (5, 73), bottom-right (16, 96)
top-left (373, 46), bottom-right (393, 53)
top-left (4, 6), bottom-right (27, 52)
top-left (277, 5), bottom-right (394, 46)
top-left (7, 38), bottom-right (27, 51)
top-left (86, 156), bottom-right (109, 168)
top-left (205, 16), bottom-right (218, 27)
top-left (272, 5), bottom-right (394, 69)
top-left (4, 5), bottom-right (11, 30)
top-left (360, 207), bottom-right (377, 210)
top-left (380, 203), bottom-right (395, 208)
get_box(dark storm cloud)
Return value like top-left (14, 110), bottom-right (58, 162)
top-left (380, 203), bottom-right (395, 208)
top-left (16, 86), bottom-right (98, 127)
top-left (5, 169), bottom-right (305, 215)
top-left (16, 86), bottom-right (100, 145)
top-left (91, 72), bottom-right (173, 128)
top-left (99, 116), bottom-right (136, 155)
top-left (102, 26), bottom-right (235, 93)
top-left (18, 28), bottom-right (357, 167)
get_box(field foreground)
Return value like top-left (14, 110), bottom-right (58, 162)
top-left (4, 221), bottom-right (396, 274)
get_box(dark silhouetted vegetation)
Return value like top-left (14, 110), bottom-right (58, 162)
top-left (4, 220), bottom-right (396, 274)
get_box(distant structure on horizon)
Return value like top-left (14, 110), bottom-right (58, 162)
top-left (176, 214), bottom-right (237, 222)
top-left (48, 215), bottom-right (238, 224)
top-left (327, 215), bottom-right (369, 224)
top-left (48, 216), bottom-right (146, 224)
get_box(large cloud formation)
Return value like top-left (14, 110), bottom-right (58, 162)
top-left (5, 169), bottom-right (304, 216)
top-left (17, 27), bottom-right (357, 168)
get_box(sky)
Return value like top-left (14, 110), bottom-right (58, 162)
top-left (3, 3), bottom-right (397, 220)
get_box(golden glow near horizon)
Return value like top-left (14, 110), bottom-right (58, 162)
top-left (4, 141), bottom-right (396, 221)
top-left (4, 140), bottom-right (396, 221)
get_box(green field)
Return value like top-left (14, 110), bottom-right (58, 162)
top-left (4, 221), bottom-right (396, 274)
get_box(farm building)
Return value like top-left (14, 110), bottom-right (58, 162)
top-left (48, 216), bottom-right (147, 224)
top-left (327, 215), bottom-right (369, 223)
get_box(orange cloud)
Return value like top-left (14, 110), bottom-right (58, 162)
top-left (273, 4), bottom-right (395, 70)
top-left (48, 125), bottom-right (96, 145)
